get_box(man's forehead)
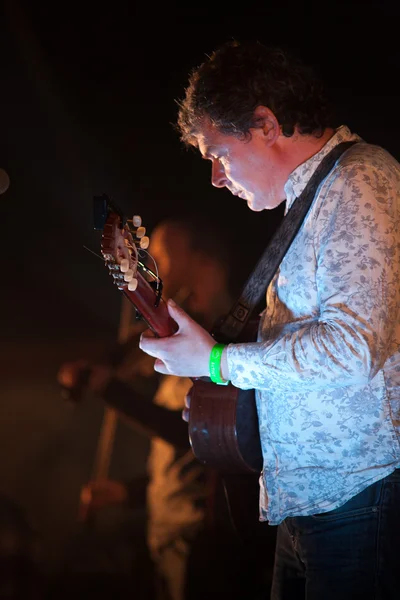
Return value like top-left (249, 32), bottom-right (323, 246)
top-left (196, 123), bottom-right (223, 158)
top-left (188, 117), bottom-right (220, 158)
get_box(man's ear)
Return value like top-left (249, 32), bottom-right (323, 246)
top-left (253, 105), bottom-right (280, 146)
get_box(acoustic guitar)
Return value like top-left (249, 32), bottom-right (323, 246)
top-left (96, 195), bottom-right (262, 476)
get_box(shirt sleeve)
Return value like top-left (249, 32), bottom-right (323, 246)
top-left (227, 161), bottom-right (400, 391)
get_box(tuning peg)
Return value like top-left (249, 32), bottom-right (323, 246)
top-left (124, 269), bottom-right (134, 282)
top-left (128, 278), bottom-right (138, 291)
top-left (136, 226), bottom-right (146, 239)
top-left (132, 215), bottom-right (142, 227)
top-left (107, 263), bottom-right (120, 271)
top-left (140, 236), bottom-right (150, 249)
top-left (120, 258), bottom-right (130, 273)
top-left (111, 271), bottom-right (124, 282)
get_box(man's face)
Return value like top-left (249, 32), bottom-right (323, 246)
top-left (196, 119), bottom-right (286, 212)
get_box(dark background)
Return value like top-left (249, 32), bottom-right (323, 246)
top-left (1, 0), bottom-right (399, 576)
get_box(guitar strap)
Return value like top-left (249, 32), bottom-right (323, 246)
top-left (215, 140), bottom-right (358, 342)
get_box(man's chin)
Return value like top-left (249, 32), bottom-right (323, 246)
top-left (237, 191), bottom-right (266, 212)
top-left (246, 198), bottom-right (264, 212)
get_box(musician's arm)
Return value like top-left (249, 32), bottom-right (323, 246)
top-left (101, 378), bottom-right (191, 450)
top-left (58, 360), bottom-right (191, 449)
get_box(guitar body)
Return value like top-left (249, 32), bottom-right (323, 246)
top-left (188, 381), bottom-right (268, 543)
top-left (188, 381), bottom-right (262, 474)
top-left (187, 316), bottom-right (263, 474)
top-left (186, 320), bottom-right (266, 537)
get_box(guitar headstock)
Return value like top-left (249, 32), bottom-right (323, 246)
top-left (94, 195), bottom-right (150, 292)
top-left (94, 194), bottom-right (178, 338)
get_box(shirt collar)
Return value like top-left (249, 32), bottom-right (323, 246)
top-left (283, 125), bottom-right (362, 210)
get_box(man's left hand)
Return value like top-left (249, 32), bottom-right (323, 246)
top-left (139, 299), bottom-right (215, 378)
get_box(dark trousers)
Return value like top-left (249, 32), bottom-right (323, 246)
top-left (271, 469), bottom-right (400, 600)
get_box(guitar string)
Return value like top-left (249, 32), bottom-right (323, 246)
top-left (82, 244), bottom-right (162, 293)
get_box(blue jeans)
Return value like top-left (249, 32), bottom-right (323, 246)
top-left (270, 469), bottom-right (400, 600)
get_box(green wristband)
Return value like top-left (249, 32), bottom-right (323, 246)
top-left (209, 343), bottom-right (230, 386)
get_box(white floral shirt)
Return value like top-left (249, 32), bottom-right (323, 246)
top-left (227, 126), bottom-right (400, 525)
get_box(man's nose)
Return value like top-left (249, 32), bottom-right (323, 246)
top-left (211, 160), bottom-right (228, 188)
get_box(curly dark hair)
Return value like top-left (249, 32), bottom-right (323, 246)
top-left (177, 40), bottom-right (335, 145)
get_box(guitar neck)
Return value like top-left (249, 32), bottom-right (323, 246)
top-left (123, 271), bottom-right (178, 338)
